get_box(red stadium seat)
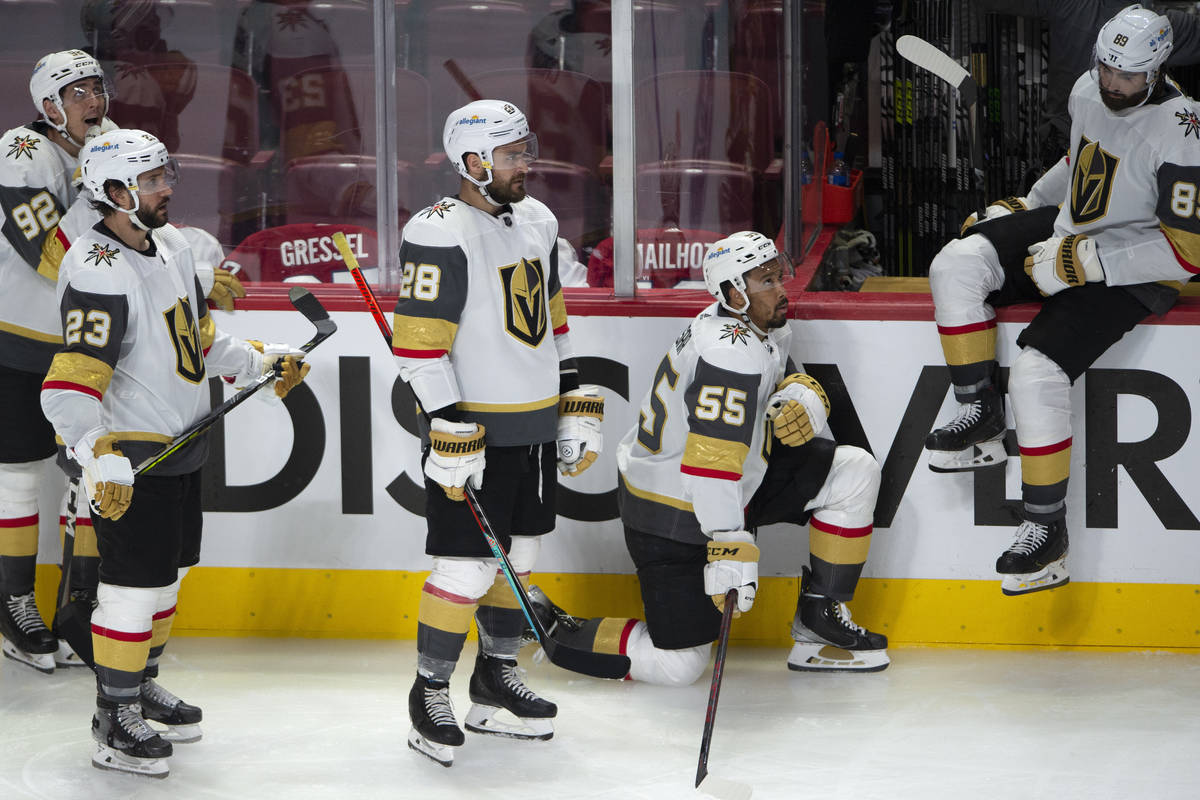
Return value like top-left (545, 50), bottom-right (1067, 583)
top-left (221, 222), bottom-right (378, 283)
top-left (169, 154), bottom-right (259, 250)
top-left (524, 159), bottom-right (610, 250)
top-left (458, 68), bottom-right (607, 171)
top-left (284, 154), bottom-right (431, 231)
top-left (635, 70), bottom-right (776, 174)
top-left (636, 160), bottom-right (755, 236)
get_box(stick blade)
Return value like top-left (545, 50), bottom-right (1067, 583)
top-left (697, 774), bottom-right (753, 800)
top-left (543, 637), bottom-right (631, 680)
top-left (288, 286), bottom-right (331, 322)
top-left (895, 35), bottom-right (977, 106)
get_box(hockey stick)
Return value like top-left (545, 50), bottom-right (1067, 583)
top-left (331, 232), bottom-right (630, 681)
top-left (133, 287), bottom-right (337, 475)
top-left (896, 34), bottom-right (986, 216)
top-left (53, 477), bottom-right (95, 667)
top-left (694, 588), bottom-right (751, 800)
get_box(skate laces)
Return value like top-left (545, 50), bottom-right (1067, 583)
top-left (141, 678), bottom-right (181, 709)
top-left (831, 601), bottom-right (866, 635)
top-left (1007, 520), bottom-right (1049, 556)
top-left (423, 684), bottom-right (458, 727)
top-left (6, 592), bottom-right (50, 633)
top-left (117, 703), bottom-right (161, 742)
top-left (942, 400), bottom-right (984, 433)
top-left (500, 663), bottom-right (540, 702)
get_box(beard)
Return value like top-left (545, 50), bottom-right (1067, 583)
top-left (487, 175), bottom-right (527, 204)
top-left (136, 202), bottom-right (168, 229)
top-left (1100, 87), bottom-right (1149, 111)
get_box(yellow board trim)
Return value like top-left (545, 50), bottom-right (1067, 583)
top-left (457, 395), bottom-right (559, 414)
top-left (30, 566), bottom-right (1200, 650)
top-left (0, 318), bottom-right (62, 344)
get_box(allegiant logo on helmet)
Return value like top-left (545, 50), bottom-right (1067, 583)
top-left (707, 247), bottom-right (730, 260)
top-left (458, 115), bottom-right (487, 126)
top-left (89, 141), bottom-right (119, 153)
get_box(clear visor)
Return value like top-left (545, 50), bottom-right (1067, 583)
top-left (1093, 58), bottom-right (1150, 89)
top-left (60, 78), bottom-right (113, 108)
top-left (136, 158), bottom-right (179, 194)
top-left (487, 133), bottom-right (539, 170)
top-left (741, 253), bottom-right (794, 295)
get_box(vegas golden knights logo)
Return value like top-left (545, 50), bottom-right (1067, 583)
top-left (163, 297), bottom-right (206, 384)
top-left (1071, 136), bottom-right (1119, 225)
top-left (498, 257), bottom-right (547, 347)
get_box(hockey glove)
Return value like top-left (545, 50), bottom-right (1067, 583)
top-left (959, 196), bottom-right (1028, 237)
top-left (703, 531), bottom-right (759, 617)
top-left (556, 385), bottom-right (605, 477)
top-left (196, 264), bottom-right (246, 312)
top-left (1024, 234), bottom-right (1104, 297)
top-left (71, 429), bottom-right (134, 521)
top-left (425, 419), bottom-right (486, 501)
top-left (765, 373), bottom-right (830, 446)
top-left (240, 341), bottom-right (310, 399)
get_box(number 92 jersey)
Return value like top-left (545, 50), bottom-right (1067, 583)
top-left (616, 303), bottom-right (794, 545)
top-left (0, 122), bottom-right (81, 372)
top-left (391, 195), bottom-right (574, 447)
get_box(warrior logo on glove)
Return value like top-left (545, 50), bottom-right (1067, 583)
top-left (557, 385), bottom-right (605, 476)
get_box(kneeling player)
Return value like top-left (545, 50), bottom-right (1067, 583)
top-left (531, 231), bottom-right (888, 685)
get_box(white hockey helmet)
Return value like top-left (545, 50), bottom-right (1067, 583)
top-left (1095, 5), bottom-right (1173, 87)
top-left (442, 99), bottom-right (538, 202)
top-left (29, 50), bottom-right (111, 144)
top-left (703, 230), bottom-right (791, 316)
top-left (81, 128), bottom-right (176, 218)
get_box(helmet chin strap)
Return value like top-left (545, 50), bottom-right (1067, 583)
top-left (466, 168), bottom-right (504, 208)
top-left (721, 293), bottom-right (769, 338)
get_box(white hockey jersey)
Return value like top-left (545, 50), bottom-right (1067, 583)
top-left (392, 195), bottom-right (576, 446)
top-left (0, 122), bottom-right (82, 372)
top-left (616, 303), bottom-right (801, 545)
top-left (40, 221), bottom-right (254, 475)
top-left (1028, 72), bottom-right (1200, 289)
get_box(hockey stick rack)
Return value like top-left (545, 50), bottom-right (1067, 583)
top-left (331, 232), bottom-right (631, 681)
top-left (54, 287), bottom-right (337, 667)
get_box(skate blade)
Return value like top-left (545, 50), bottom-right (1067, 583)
top-left (407, 728), bottom-right (456, 767)
top-left (786, 643), bottom-right (890, 673)
top-left (927, 439), bottom-right (1007, 473)
top-left (92, 744), bottom-right (170, 779)
top-left (1, 641), bottom-right (55, 674)
top-left (1001, 558), bottom-right (1069, 596)
top-left (147, 721), bottom-right (203, 744)
top-left (464, 704), bottom-right (554, 740)
top-left (54, 640), bottom-right (88, 668)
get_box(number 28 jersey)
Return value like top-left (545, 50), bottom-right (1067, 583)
top-left (616, 303), bottom-right (795, 545)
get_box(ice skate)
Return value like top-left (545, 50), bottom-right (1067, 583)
top-left (91, 700), bottom-right (172, 779)
top-left (140, 678), bottom-right (204, 743)
top-left (54, 638), bottom-right (88, 668)
top-left (925, 386), bottom-right (1007, 472)
top-left (465, 653), bottom-right (556, 740)
top-left (521, 585), bottom-right (586, 657)
top-left (788, 568), bottom-right (889, 673)
top-left (0, 591), bottom-right (56, 674)
top-left (408, 674), bottom-right (464, 767)
top-left (997, 519), bottom-right (1069, 596)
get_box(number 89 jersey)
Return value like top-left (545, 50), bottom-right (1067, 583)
top-left (616, 303), bottom-right (793, 545)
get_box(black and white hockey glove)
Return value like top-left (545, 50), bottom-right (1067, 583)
top-left (556, 385), bottom-right (604, 477)
top-left (765, 373), bottom-right (830, 446)
top-left (425, 419), bottom-right (486, 501)
top-left (703, 531), bottom-right (759, 616)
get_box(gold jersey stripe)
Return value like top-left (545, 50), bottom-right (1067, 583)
top-left (44, 352), bottom-right (113, 395)
top-left (93, 631), bottom-right (153, 673)
top-left (810, 525), bottom-right (872, 566)
top-left (1161, 222), bottom-right (1200, 272)
top-left (682, 432), bottom-right (749, 476)
top-left (60, 523), bottom-right (99, 558)
top-left (199, 314), bottom-right (216, 351)
top-left (110, 431), bottom-right (174, 444)
top-left (457, 395), bottom-right (559, 413)
top-left (151, 612), bottom-right (176, 648)
top-left (549, 288), bottom-right (568, 332)
top-left (479, 572), bottom-right (530, 610)
top-left (1020, 445), bottom-right (1072, 486)
top-left (593, 617), bottom-right (634, 655)
top-left (0, 526), bottom-right (39, 557)
top-left (392, 314), bottom-right (458, 353)
top-left (36, 225), bottom-right (68, 282)
top-left (939, 326), bottom-right (997, 367)
top-left (0, 318), bottom-right (62, 344)
top-left (620, 473), bottom-right (695, 513)
top-left (418, 589), bottom-right (477, 634)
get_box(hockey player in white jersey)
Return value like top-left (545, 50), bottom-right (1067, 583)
top-left (0, 49), bottom-right (118, 674)
top-left (528, 231), bottom-right (890, 686)
top-left (925, 4), bottom-right (1200, 595)
top-left (397, 99), bottom-right (603, 767)
top-left (39, 129), bottom-right (310, 778)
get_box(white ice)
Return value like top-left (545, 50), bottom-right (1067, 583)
top-left (1, 640), bottom-right (1198, 799)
